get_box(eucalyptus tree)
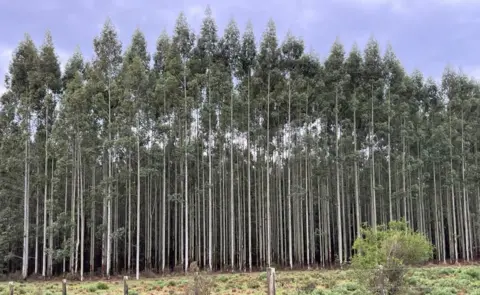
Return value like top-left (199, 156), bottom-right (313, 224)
top-left (8, 34), bottom-right (43, 279)
top-left (120, 28), bottom-right (150, 278)
top-left (382, 44), bottom-right (405, 222)
top-left (238, 20), bottom-right (256, 271)
top-left (171, 12), bottom-right (195, 272)
top-left (344, 43), bottom-right (363, 237)
top-left (192, 7), bottom-right (218, 271)
top-left (0, 87), bottom-right (25, 275)
top-left (323, 39), bottom-right (346, 263)
top-left (58, 57), bottom-right (92, 279)
top-left (280, 31), bottom-right (304, 269)
top-left (152, 30), bottom-right (171, 273)
top-left (91, 18), bottom-right (123, 277)
top-left (362, 37), bottom-right (384, 230)
top-left (218, 18), bottom-right (241, 271)
top-left (255, 19), bottom-right (281, 267)
top-left (37, 31), bottom-right (62, 278)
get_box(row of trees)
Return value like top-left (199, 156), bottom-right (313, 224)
top-left (1, 8), bottom-right (479, 280)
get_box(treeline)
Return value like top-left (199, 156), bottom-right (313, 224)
top-left (0, 7), bottom-right (479, 280)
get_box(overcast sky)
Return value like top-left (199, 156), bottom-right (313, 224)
top-left (1, 0), bottom-right (480, 94)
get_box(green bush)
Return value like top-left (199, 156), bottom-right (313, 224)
top-left (351, 220), bottom-right (433, 294)
top-left (95, 282), bottom-right (109, 290)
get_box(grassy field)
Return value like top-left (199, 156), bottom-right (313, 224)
top-left (2, 265), bottom-right (480, 294)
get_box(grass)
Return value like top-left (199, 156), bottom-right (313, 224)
top-left (1, 265), bottom-right (480, 294)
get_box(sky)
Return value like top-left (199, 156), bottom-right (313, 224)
top-left (1, 0), bottom-right (480, 94)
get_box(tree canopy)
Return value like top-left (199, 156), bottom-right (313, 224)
top-left (0, 10), bottom-right (478, 278)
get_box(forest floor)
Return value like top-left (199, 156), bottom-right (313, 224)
top-left (1, 264), bottom-right (480, 294)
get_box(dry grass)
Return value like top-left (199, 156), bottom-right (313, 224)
top-left (1, 264), bottom-right (480, 294)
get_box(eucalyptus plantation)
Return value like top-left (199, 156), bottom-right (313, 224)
top-left (2, 9), bottom-right (480, 278)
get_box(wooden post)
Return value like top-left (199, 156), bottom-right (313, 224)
top-left (378, 265), bottom-right (385, 295)
top-left (267, 267), bottom-right (276, 295)
top-left (123, 276), bottom-right (129, 295)
top-left (194, 272), bottom-right (199, 295)
top-left (9, 281), bottom-right (13, 295)
top-left (62, 279), bottom-right (67, 295)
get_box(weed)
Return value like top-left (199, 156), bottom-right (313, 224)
top-left (95, 282), bottom-right (109, 290)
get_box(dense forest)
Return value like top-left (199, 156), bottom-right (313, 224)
top-left (0, 7), bottom-right (479, 280)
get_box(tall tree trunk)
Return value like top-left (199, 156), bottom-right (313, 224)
top-left (353, 90), bottom-right (360, 238)
top-left (48, 157), bottom-right (54, 276)
top-left (370, 84), bottom-right (376, 230)
top-left (335, 86), bottom-right (343, 265)
top-left (287, 77), bottom-right (293, 269)
top-left (22, 112), bottom-right (30, 280)
top-left (266, 72), bottom-right (272, 267)
top-left (207, 70), bottom-right (213, 272)
top-left (230, 84), bottom-right (235, 271)
top-left (35, 168), bottom-right (39, 275)
top-left (449, 105), bottom-right (458, 262)
top-left (136, 115), bottom-right (141, 280)
top-left (70, 142), bottom-right (77, 274)
top-left (90, 165), bottom-right (96, 275)
top-left (80, 148), bottom-right (85, 281)
top-left (247, 70), bottom-right (252, 272)
top-left (42, 103), bottom-right (49, 277)
top-left (387, 89), bottom-right (392, 221)
top-left (461, 109), bottom-right (470, 261)
top-left (106, 81), bottom-right (112, 277)
top-left (183, 64), bottom-right (189, 273)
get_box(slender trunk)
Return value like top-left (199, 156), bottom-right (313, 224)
top-left (42, 103), bottom-right (48, 277)
top-left (335, 86), bottom-right (343, 264)
top-left (433, 162), bottom-right (440, 261)
top-left (247, 70), bottom-right (252, 272)
top-left (230, 83), bottom-right (235, 271)
top-left (402, 118), bottom-right (407, 219)
top-left (287, 77), bottom-right (293, 269)
top-left (353, 90), bottom-right (360, 238)
top-left (162, 133), bottom-right (166, 273)
top-left (90, 166), bottom-right (96, 275)
top-left (106, 81), bottom-right (112, 277)
top-left (70, 143), bottom-right (76, 274)
top-left (35, 167), bottom-right (39, 275)
top-left (370, 84), bottom-right (376, 230)
top-left (127, 154), bottom-right (131, 273)
top-left (449, 105), bottom-right (458, 262)
top-left (136, 115), bottom-right (141, 280)
top-left (183, 64), bottom-right (189, 273)
top-left (461, 110), bottom-right (469, 261)
top-left (22, 112), bottom-right (30, 280)
top-left (48, 156), bottom-right (54, 276)
top-left (266, 72), bottom-right (272, 267)
top-left (80, 148), bottom-right (85, 281)
top-left (207, 70), bottom-right (213, 272)
top-left (387, 89), bottom-right (392, 221)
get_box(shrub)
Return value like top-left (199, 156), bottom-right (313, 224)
top-left (351, 219), bottom-right (433, 294)
top-left (185, 272), bottom-right (214, 295)
top-left (96, 282), bottom-right (109, 290)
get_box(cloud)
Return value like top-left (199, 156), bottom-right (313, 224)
top-left (56, 48), bottom-right (71, 73)
top-left (460, 65), bottom-right (480, 80)
top-left (296, 8), bottom-right (322, 30)
top-left (0, 46), bottom-right (13, 94)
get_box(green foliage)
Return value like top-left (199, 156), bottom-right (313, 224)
top-left (351, 220), bottom-right (433, 294)
top-left (95, 282), bottom-right (109, 290)
top-left (352, 220), bottom-right (433, 269)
